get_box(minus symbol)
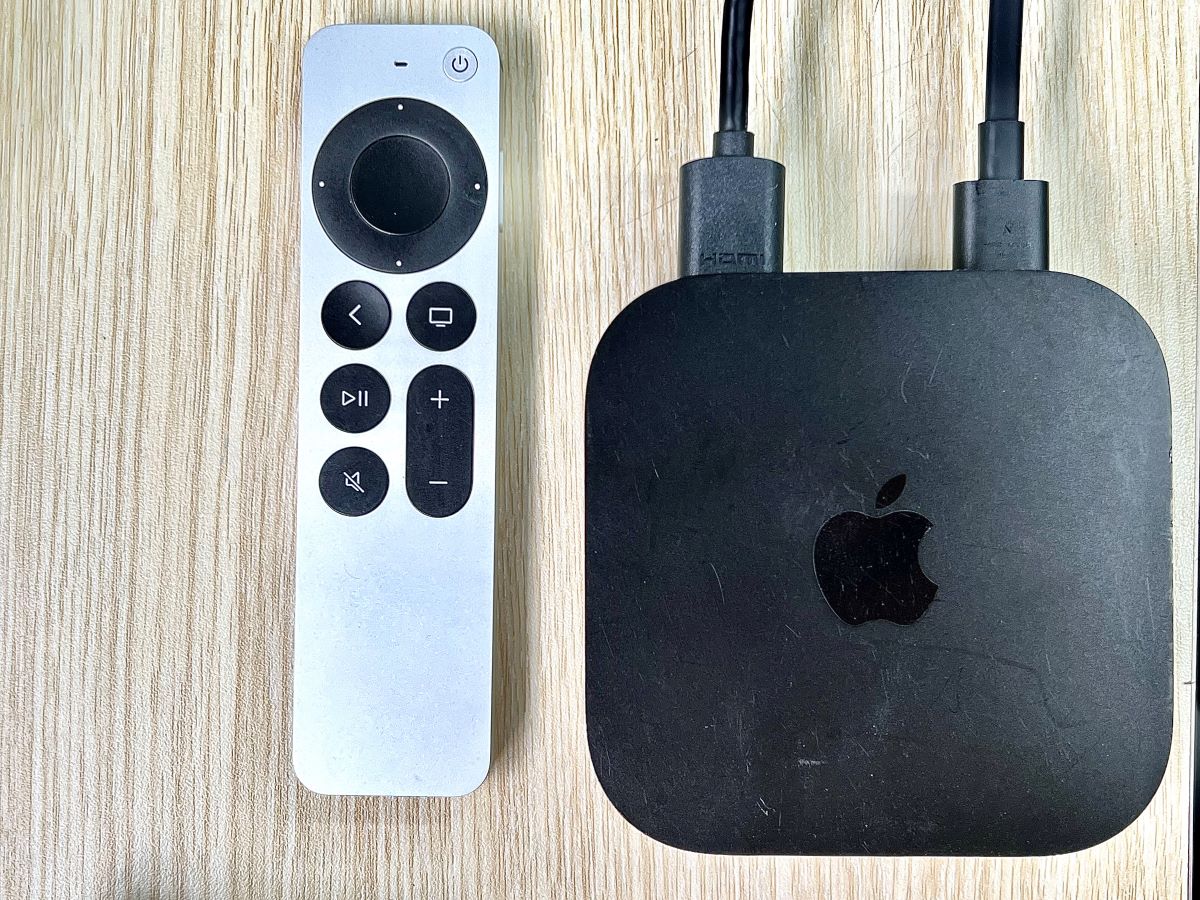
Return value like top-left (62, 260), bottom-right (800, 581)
top-left (428, 480), bottom-right (448, 485)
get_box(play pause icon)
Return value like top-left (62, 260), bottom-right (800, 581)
top-left (341, 390), bottom-right (369, 407)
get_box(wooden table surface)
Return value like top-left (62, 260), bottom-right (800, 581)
top-left (1, 1), bottom-right (1196, 897)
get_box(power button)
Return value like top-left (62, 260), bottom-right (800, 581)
top-left (443, 47), bottom-right (478, 82)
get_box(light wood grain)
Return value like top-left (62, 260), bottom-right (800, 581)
top-left (0, 1), bottom-right (1195, 897)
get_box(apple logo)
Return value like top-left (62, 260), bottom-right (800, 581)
top-left (813, 474), bottom-right (938, 626)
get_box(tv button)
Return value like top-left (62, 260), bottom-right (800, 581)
top-left (406, 283), bottom-right (476, 351)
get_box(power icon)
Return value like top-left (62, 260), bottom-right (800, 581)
top-left (443, 47), bottom-right (478, 82)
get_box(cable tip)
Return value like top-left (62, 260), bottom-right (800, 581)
top-left (678, 150), bottom-right (785, 276)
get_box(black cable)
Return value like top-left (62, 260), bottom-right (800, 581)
top-left (718, 0), bottom-right (754, 133)
top-left (678, 0), bottom-right (784, 274)
top-left (953, 0), bottom-right (1047, 270)
top-left (978, 0), bottom-right (1026, 180)
top-left (984, 0), bottom-right (1023, 122)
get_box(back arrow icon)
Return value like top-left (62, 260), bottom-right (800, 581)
top-left (348, 304), bottom-right (362, 325)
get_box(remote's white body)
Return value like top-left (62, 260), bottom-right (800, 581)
top-left (295, 24), bottom-right (499, 796)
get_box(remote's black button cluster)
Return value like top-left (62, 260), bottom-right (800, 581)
top-left (350, 137), bottom-right (450, 236)
top-left (314, 98), bottom-right (484, 517)
top-left (318, 285), bottom-right (392, 515)
top-left (406, 283), bottom-right (477, 351)
top-left (321, 364), bottom-right (391, 433)
top-left (319, 446), bottom-right (389, 517)
top-left (322, 281), bottom-right (391, 349)
top-left (406, 365), bottom-right (474, 517)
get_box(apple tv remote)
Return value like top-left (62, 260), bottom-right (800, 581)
top-left (294, 24), bottom-right (500, 796)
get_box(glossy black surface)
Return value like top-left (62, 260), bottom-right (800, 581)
top-left (313, 98), bottom-right (488, 273)
top-left (321, 281), bottom-right (391, 350)
top-left (406, 366), bottom-right (474, 518)
top-left (814, 481), bottom-right (938, 626)
top-left (350, 136), bottom-right (450, 235)
top-left (320, 364), bottom-right (391, 433)
top-left (406, 282), bottom-right (477, 351)
top-left (319, 446), bottom-right (389, 517)
top-left (585, 270), bottom-right (1173, 855)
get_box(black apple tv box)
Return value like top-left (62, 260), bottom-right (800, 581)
top-left (585, 270), bottom-right (1172, 855)
top-left (584, 0), bottom-right (1173, 857)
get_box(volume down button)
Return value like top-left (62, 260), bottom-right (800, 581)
top-left (406, 365), bottom-right (474, 517)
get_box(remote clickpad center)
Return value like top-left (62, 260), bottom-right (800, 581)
top-left (350, 136), bottom-right (450, 235)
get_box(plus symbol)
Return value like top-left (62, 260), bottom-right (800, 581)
top-left (430, 390), bottom-right (450, 409)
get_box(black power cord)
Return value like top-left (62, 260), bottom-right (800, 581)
top-left (679, 0), bottom-right (785, 275)
top-left (979, 0), bottom-right (1026, 179)
top-left (953, 0), bottom-right (1049, 270)
top-left (682, 0), bottom-right (1044, 275)
top-left (984, 0), bottom-right (1024, 153)
top-left (718, 0), bottom-right (754, 133)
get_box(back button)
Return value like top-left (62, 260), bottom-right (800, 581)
top-left (322, 281), bottom-right (391, 350)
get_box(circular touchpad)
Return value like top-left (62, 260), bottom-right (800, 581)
top-left (350, 136), bottom-right (450, 235)
top-left (313, 98), bottom-right (489, 273)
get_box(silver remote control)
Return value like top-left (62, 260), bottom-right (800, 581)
top-left (294, 24), bottom-right (499, 796)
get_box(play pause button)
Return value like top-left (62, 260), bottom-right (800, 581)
top-left (320, 364), bottom-right (390, 433)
